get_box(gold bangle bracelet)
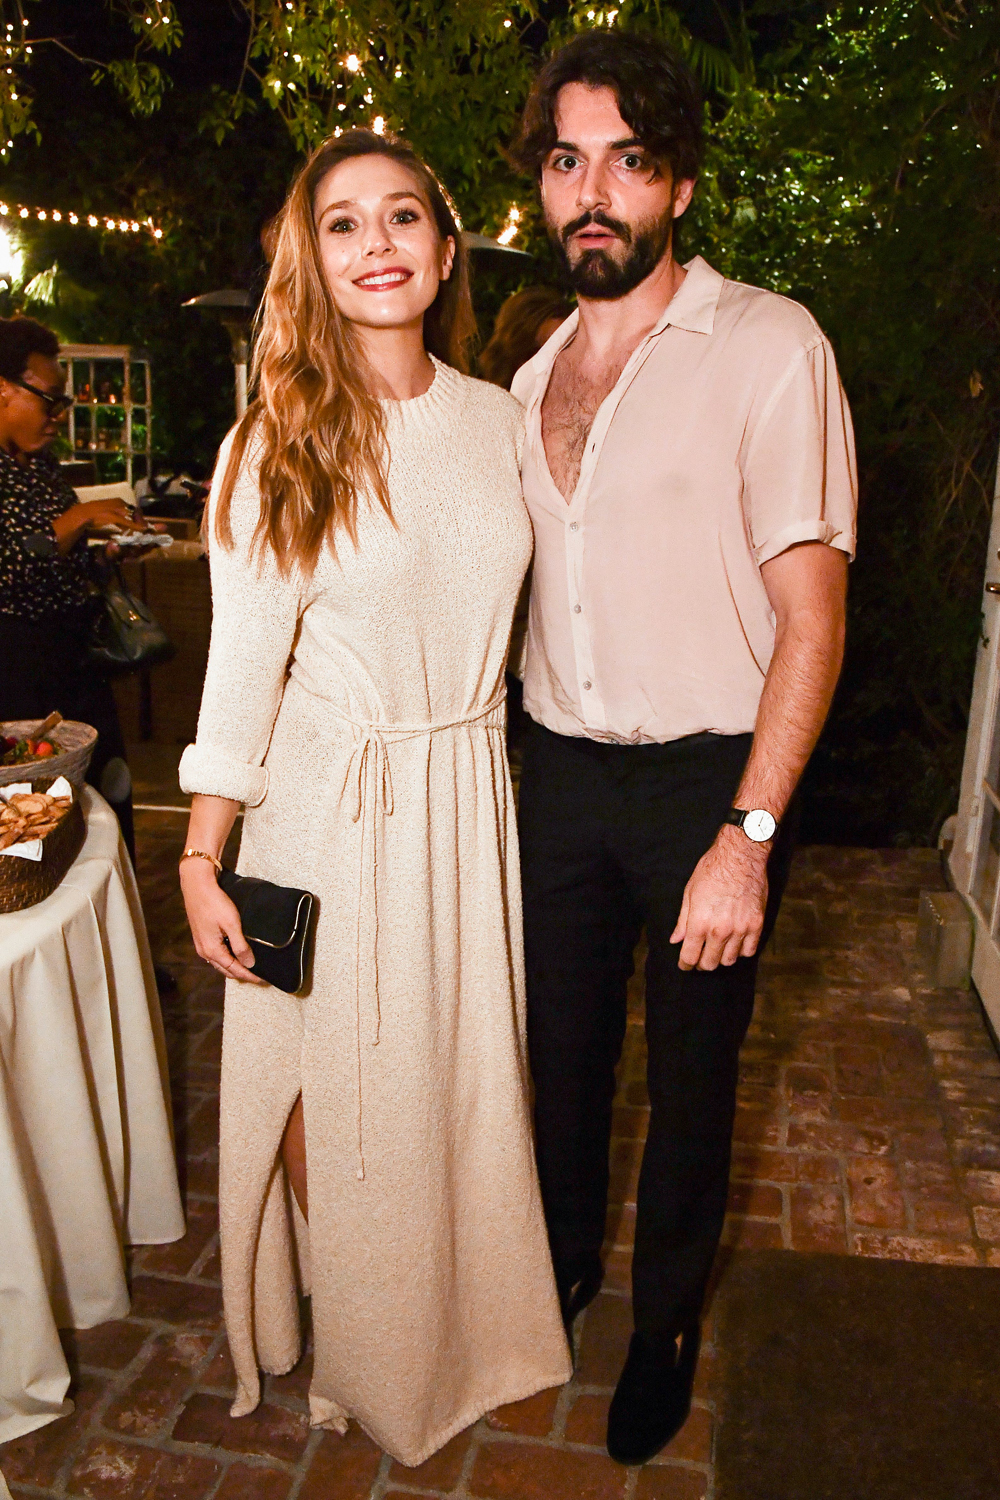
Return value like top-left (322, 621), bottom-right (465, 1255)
top-left (180, 848), bottom-right (222, 874)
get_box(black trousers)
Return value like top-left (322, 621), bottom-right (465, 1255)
top-left (519, 720), bottom-right (796, 1346)
top-left (0, 611), bottom-right (136, 864)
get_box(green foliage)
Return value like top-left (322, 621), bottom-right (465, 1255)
top-left (560, 0), bottom-right (741, 93)
top-left (0, 2), bottom-right (179, 154)
top-left (20, 259), bottom-right (98, 335)
top-left (682, 0), bottom-right (1000, 843)
top-left (214, 0), bottom-right (543, 238)
top-left (91, 57), bottom-right (173, 114)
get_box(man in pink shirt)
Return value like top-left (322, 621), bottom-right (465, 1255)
top-left (509, 30), bottom-right (857, 1465)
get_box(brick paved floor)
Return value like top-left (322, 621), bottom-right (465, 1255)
top-left (4, 826), bottom-right (1000, 1499)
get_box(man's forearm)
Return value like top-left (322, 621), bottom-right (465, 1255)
top-left (732, 603), bottom-right (845, 826)
top-left (672, 543), bottom-right (847, 970)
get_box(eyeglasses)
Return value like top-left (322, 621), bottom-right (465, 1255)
top-left (10, 377), bottom-right (73, 418)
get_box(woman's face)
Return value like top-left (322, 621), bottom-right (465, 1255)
top-left (0, 353), bottom-right (67, 455)
top-left (313, 154), bottom-right (455, 333)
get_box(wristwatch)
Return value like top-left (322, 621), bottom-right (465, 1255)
top-left (724, 807), bottom-right (777, 843)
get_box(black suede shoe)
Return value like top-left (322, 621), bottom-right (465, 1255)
top-left (558, 1256), bottom-right (604, 1335)
top-left (606, 1325), bottom-right (701, 1466)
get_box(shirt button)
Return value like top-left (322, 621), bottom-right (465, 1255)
top-left (569, 522), bottom-right (579, 532)
top-left (573, 604), bottom-right (582, 613)
top-left (582, 680), bottom-right (592, 691)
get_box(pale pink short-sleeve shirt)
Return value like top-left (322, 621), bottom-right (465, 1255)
top-left (511, 255), bottom-right (857, 745)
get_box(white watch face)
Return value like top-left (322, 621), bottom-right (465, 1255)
top-left (743, 809), bottom-right (776, 842)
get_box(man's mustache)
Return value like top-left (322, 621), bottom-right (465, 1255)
top-left (561, 210), bottom-right (632, 247)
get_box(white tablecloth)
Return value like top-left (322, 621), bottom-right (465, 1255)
top-left (0, 788), bottom-right (185, 1445)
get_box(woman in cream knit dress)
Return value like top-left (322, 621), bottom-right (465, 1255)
top-left (178, 131), bottom-right (570, 1467)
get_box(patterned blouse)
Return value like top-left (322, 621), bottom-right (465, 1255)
top-left (0, 448), bottom-right (98, 621)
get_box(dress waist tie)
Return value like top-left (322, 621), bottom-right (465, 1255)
top-left (327, 694), bottom-right (506, 1181)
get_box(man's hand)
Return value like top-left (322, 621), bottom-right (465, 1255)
top-left (670, 825), bottom-right (769, 971)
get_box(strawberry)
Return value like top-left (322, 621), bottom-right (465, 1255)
top-left (35, 741), bottom-right (54, 757)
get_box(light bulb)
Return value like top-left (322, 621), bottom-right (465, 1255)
top-left (0, 226), bottom-right (22, 282)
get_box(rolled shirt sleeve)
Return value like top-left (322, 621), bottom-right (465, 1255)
top-left (744, 336), bottom-right (858, 566)
top-left (178, 435), bottom-right (304, 806)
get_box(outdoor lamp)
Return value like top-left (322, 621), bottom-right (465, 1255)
top-left (181, 288), bottom-right (253, 418)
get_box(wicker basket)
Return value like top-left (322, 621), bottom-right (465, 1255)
top-left (0, 780), bottom-right (86, 914)
top-left (0, 719), bottom-right (97, 790)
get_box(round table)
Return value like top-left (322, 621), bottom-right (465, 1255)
top-left (0, 787), bottom-right (184, 1445)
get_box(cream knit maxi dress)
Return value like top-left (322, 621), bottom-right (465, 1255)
top-left (178, 359), bottom-right (571, 1467)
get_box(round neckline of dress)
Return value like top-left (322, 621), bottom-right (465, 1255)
top-left (380, 354), bottom-right (452, 415)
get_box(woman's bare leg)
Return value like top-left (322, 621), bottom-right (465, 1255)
top-left (281, 1094), bottom-right (308, 1220)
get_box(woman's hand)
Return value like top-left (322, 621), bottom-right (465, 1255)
top-left (179, 858), bottom-right (266, 984)
top-left (52, 497), bottom-right (135, 553)
top-left (52, 498), bottom-right (168, 559)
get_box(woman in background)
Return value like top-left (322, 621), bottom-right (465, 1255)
top-left (478, 285), bottom-right (572, 391)
top-left (178, 129), bottom-right (569, 1467)
top-left (0, 314), bottom-right (145, 861)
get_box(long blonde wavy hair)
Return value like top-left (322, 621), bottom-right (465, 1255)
top-left (214, 129), bottom-right (475, 576)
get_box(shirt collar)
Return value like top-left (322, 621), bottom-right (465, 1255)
top-left (524, 254), bottom-right (725, 392)
top-left (652, 255), bottom-right (724, 336)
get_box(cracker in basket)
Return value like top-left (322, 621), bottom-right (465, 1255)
top-left (0, 787), bottom-right (72, 847)
top-left (14, 794), bottom-right (48, 814)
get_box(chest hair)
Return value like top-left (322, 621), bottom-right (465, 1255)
top-left (541, 345), bottom-right (631, 502)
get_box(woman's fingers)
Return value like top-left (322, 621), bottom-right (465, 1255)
top-left (197, 929), bottom-right (264, 984)
top-left (183, 881), bottom-right (267, 986)
top-left (220, 910), bottom-right (255, 969)
top-left (221, 954), bottom-right (265, 984)
top-left (217, 901), bottom-right (265, 983)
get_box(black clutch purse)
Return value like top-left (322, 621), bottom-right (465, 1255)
top-left (218, 868), bottom-right (315, 995)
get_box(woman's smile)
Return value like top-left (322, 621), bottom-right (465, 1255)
top-left (352, 265), bottom-right (414, 290)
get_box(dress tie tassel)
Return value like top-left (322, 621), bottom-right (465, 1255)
top-left (329, 694), bottom-right (506, 1183)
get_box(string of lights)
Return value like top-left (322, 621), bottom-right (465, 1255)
top-left (0, 201), bottom-right (164, 237)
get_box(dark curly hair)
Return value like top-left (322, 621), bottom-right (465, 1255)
top-left (0, 315), bottom-right (60, 381)
top-left (509, 29), bottom-right (703, 184)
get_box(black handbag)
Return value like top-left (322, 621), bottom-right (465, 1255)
top-left (218, 868), bottom-right (316, 994)
top-left (86, 568), bottom-right (175, 675)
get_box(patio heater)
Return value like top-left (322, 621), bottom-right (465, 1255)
top-left (182, 233), bottom-right (531, 420)
top-left (181, 288), bottom-right (253, 418)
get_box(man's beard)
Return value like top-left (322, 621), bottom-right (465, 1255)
top-left (549, 209), bottom-right (673, 300)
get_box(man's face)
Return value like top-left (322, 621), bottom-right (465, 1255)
top-left (540, 82), bottom-right (695, 300)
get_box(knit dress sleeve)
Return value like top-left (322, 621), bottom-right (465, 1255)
top-left (178, 433), bottom-right (304, 807)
